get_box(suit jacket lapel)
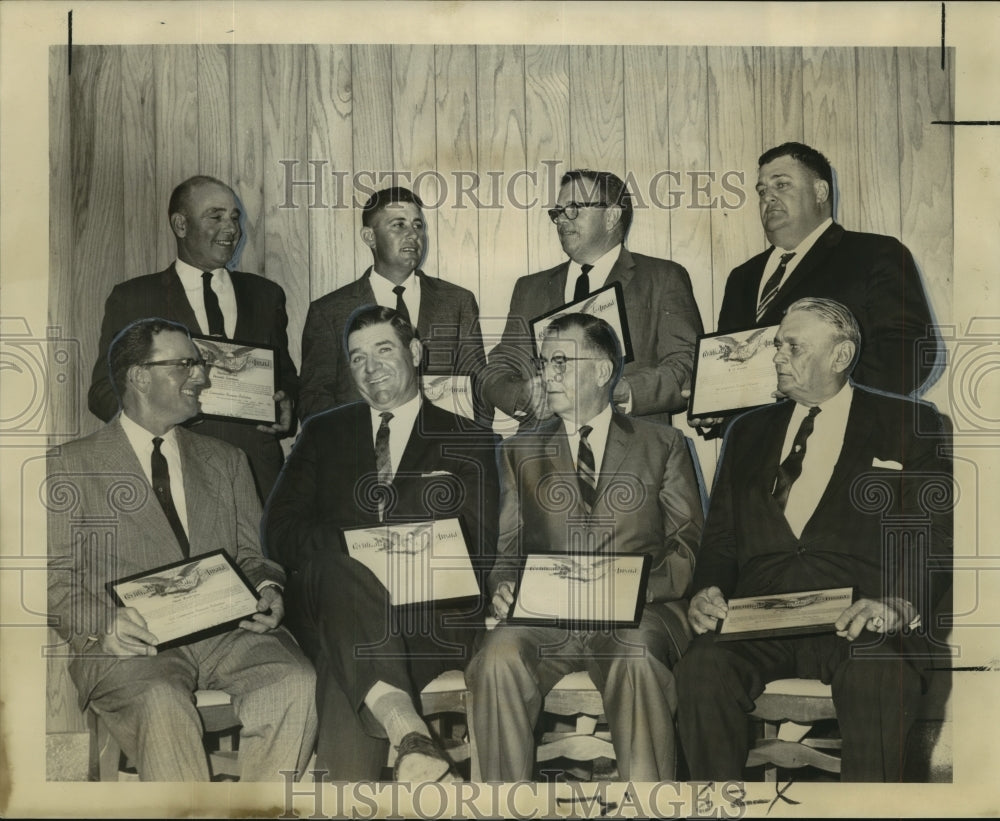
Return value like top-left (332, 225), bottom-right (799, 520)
top-left (594, 413), bottom-right (631, 500)
top-left (231, 271), bottom-right (255, 341)
top-left (177, 429), bottom-right (217, 555)
top-left (605, 246), bottom-right (636, 291)
top-left (761, 224), bottom-right (842, 323)
top-left (162, 264), bottom-right (201, 335)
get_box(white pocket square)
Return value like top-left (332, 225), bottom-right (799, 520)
top-left (872, 458), bottom-right (902, 470)
top-left (421, 470), bottom-right (455, 477)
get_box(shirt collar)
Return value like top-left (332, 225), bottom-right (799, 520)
top-left (794, 379), bottom-right (853, 416)
top-left (776, 217), bottom-right (833, 257)
top-left (561, 402), bottom-right (614, 440)
top-left (175, 257), bottom-right (232, 290)
top-left (369, 391), bottom-right (422, 432)
top-left (571, 244), bottom-right (621, 287)
top-left (119, 410), bottom-right (179, 455)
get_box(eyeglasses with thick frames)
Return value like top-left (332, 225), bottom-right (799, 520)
top-left (547, 201), bottom-right (608, 224)
top-left (533, 354), bottom-right (603, 376)
top-left (141, 357), bottom-right (207, 371)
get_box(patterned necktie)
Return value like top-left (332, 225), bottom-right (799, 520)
top-left (577, 424), bottom-right (597, 513)
top-left (756, 252), bottom-right (796, 320)
top-left (201, 271), bottom-right (226, 337)
top-left (375, 412), bottom-right (394, 485)
top-left (392, 285), bottom-right (411, 325)
top-left (574, 264), bottom-right (594, 302)
top-left (772, 406), bottom-right (821, 512)
top-left (151, 437), bottom-right (190, 556)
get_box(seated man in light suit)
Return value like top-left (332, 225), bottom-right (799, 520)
top-left (265, 305), bottom-right (499, 782)
top-left (466, 313), bottom-right (704, 782)
top-left (298, 186), bottom-right (489, 424)
top-left (481, 168), bottom-right (703, 428)
top-left (676, 298), bottom-right (952, 781)
top-left (47, 318), bottom-right (316, 781)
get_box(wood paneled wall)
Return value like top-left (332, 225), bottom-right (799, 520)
top-left (49, 44), bottom-right (954, 483)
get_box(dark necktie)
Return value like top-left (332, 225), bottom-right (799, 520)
top-left (392, 285), bottom-right (412, 325)
top-left (201, 271), bottom-right (226, 337)
top-left (375, 412), bottom-right (394, 485)
top-left (574, 264), bottom-right (594, 302)
top-left (151, 437), bottom-right (190, 557)
top-left (772, 406), bottom-right (821, 512)
top-left (577, 424), bottom-right (597, 513)
top-left (756, 252), bottom-right (796, 320)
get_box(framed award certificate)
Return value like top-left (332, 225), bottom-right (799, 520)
top-left (530, 282), bottom-right (634, 363)
top-left (716, 587), bottom-right (854, 641)
top-left (191, 335), bottom-right (277, 424)
top-left (688, 325), bottom-right (782, 419)
top-left (106, 550), bottom-right (262, 651)
top-left (509, 553), bottom-right (651, 629)
top-left (421, 374), bottom-right (475, 421)
top-left (341, 517), bottom-right (480, 607)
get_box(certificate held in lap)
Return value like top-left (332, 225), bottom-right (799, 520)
top-left (510, 553), bottom-right (651, 629)
top-left (341, 517), bottom-right (480, 607)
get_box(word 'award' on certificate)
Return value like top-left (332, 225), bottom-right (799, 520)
top-left (106, 551), bottom-right (262, 650)
top-left (689, 325), bottom-right (781, 419)
top-left (341, 517), bottom-right (479, 607)
top-left (192, 335), bottom-right (277, 424)
top-left (716, 587), bottom-right (854, 641)
top-left (511, 553), bottom-right (651, 629)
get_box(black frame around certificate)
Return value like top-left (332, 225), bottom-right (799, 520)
top-left (339, 516), bottom-right (482, 609)
top-left (509, 552), bottom-right (651, 629)
top-left (105, 550), bottom-right (262, 651)
top-left (529, 281), bottom-right (635, 363)
top-left (688, 324), bottom-right (782, 420)
top-left (715, 587), bottom-right (855, 642)
top-left (190, 334), bottom-right (278, 425)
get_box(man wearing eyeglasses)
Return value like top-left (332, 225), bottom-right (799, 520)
top-left (47, 317), bottom-right (317, 781)
top-left (87, 175), bottom-right (299, 502)
top-left (466, 312), bottom-right (703, 781)
top-left (481, 168), bottom-right (703, 428)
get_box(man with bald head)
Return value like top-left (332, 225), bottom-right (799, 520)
top-left (89, 175), bottom-right (299, 501)
top-left (676, 298), bottom-right (952, 781)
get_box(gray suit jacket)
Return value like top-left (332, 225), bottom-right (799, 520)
top-left (297, 268), bottom-right (487, 422)
top-left (47, 417), bottom-right (283, 707)
top-left (481, 247), bottom-right (703, 426)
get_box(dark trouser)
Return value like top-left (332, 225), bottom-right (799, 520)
top-left (675, 631), bottom-right (924, 782)
top-left (286, 550), bottom-right (481, 781)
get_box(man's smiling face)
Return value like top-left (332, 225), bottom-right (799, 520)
top-left (172, 181), bottom-right (241, 271)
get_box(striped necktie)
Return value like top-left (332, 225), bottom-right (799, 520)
top-left (757, 252), bottom-right (796, 320)
top-left (577, 424), bottom-right (597, 513)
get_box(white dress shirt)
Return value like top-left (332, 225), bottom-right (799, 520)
top-left (563, 245), bottom-right (621, 304)
top-left (779, 382), bottom-right (853, 537)
top-left (369, 393), bottom-right (422, 480)
top-left (562, 404), bottom-right (614, 476)
top-left (175, 258), bottom-right (238, 338)
top-left (756, 217), bottom-right (834, 306)
top-left (119, 411), bottom-right (189, 536)
top-left (370, 269), bottom-right (421, 327)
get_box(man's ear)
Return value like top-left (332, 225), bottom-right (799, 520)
top-left (408, 338), bottom-right (424, 369)
top-left (169, 212), bottom-right (187, 238)
top-left (814, 179), bottom-right (831, 207)
top-left (361, 226), bottom-right (377, 251)
top-left (595, 358), bottom-right (614, 389)
top-left (832, 340), bottom-right (856, 374)
top-left (604, 203), bottom-right (623, 233)
top-left (127, 364), bottom-right (150, 395)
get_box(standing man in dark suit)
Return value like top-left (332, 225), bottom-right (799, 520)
top-left (481, 169), bottom-right (703, 428)
top-left (265, 306), bottom-right (499, 782)
top-left (676, 298), bottom-right (952, 782)
top-left (718, 142), bottom-right (938, 398)
top-left (298, 187), bottom-right (488, 424)
top-left (467, 313), bottom-right (703, 782)
top-left (88, 176), bottom-right (298, 502)
top-left (49, 318), bottom-right (316, 781)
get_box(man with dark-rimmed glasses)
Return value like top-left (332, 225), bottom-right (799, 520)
top-left (481, 168), bottom-right (703, 429)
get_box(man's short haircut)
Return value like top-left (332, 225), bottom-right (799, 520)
top-left (344, 304), bottom-right (417, 353)
top-left (543, 312), bottom-right (624, 386)
top-left (108, 317), bottom-right (191, 404)
top-left (168, 175), bottom-right (232, 219)
top-left (785, 297), bottom-right (862, 369)
top-left (758, 142), bottom-right (834, 189)
top-left (361, 187), bottom-right (425, 228)
top-left (560, 169), bottom-right (634, 239)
